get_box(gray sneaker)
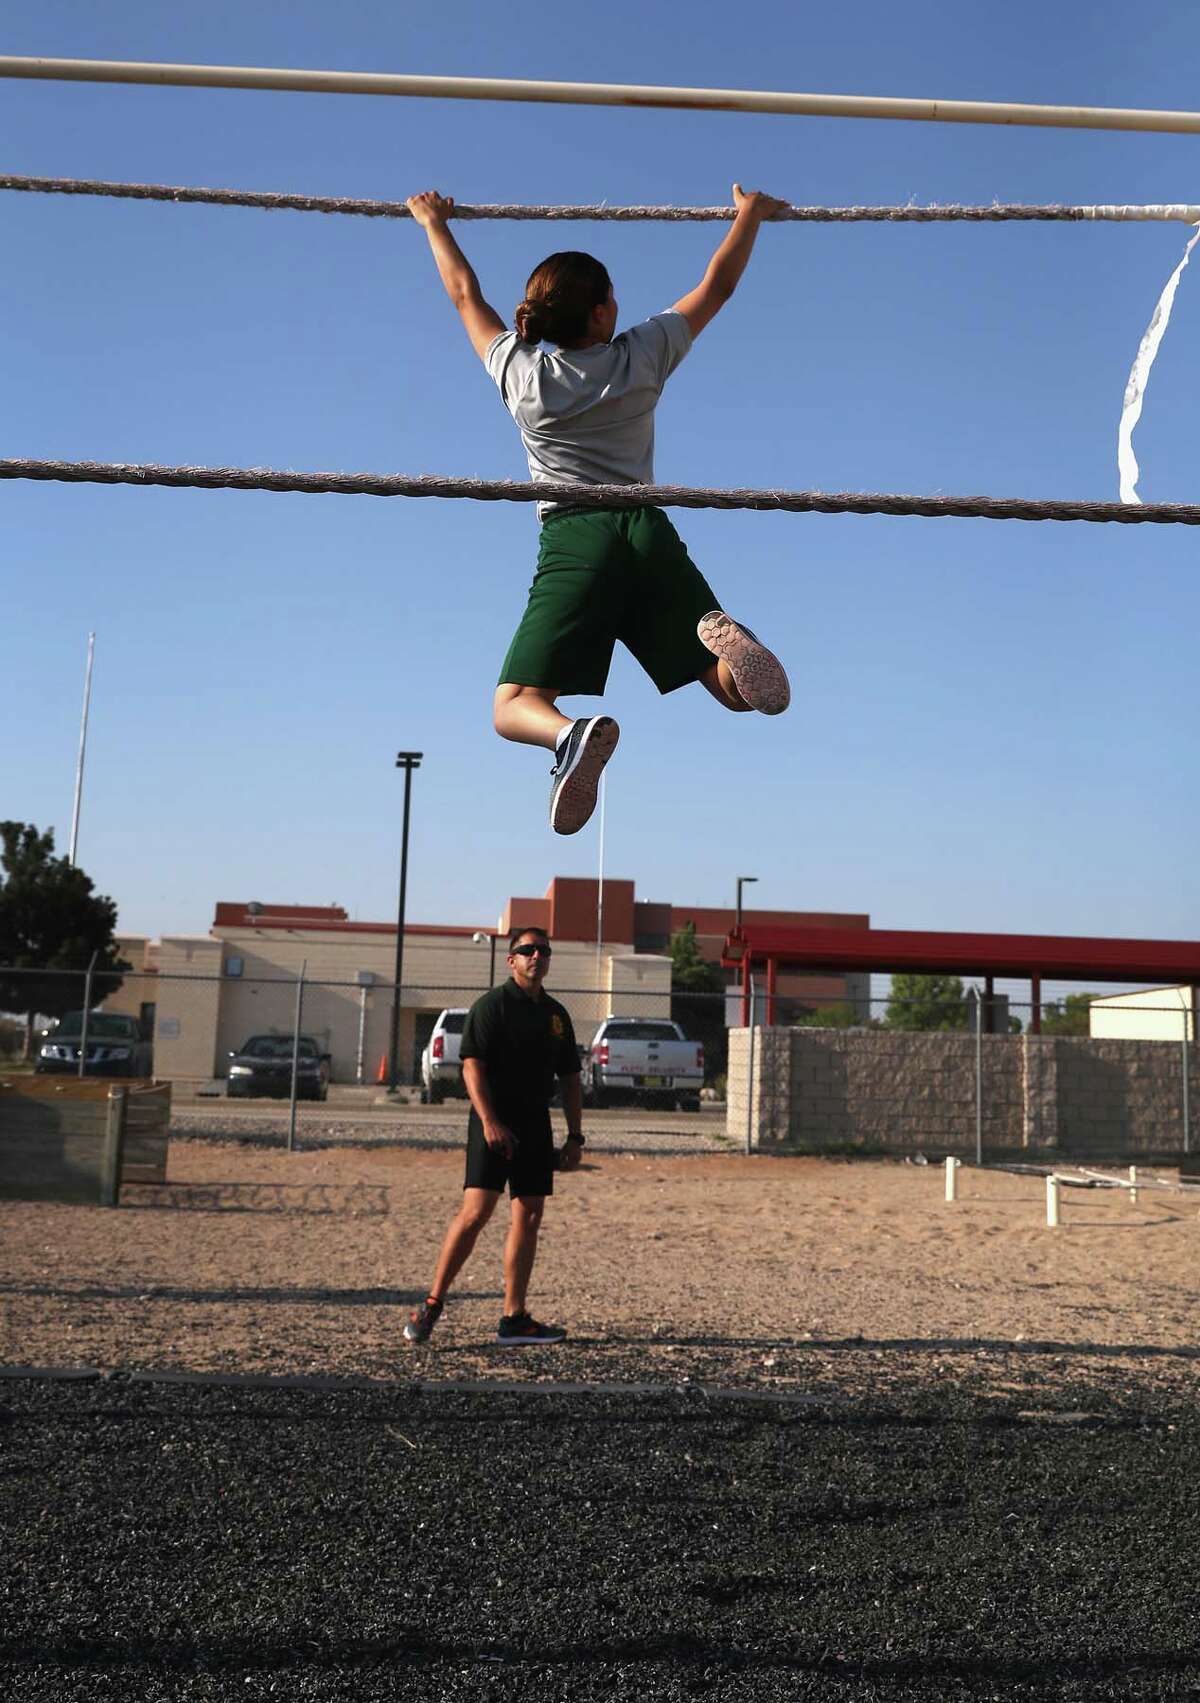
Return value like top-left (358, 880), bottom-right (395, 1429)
top-left (403, 1296), bottom-right (443, 1344)
top-left (697, 612), bottom-right (790, 715)
top-left (549, 716), bottom-right (620, 835)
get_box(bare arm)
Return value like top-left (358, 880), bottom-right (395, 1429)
top-left (671, 183), bottom-right (789, 339)
top-left (406, 190), bottom-right (507, 362)
top-left (462, 1057), bottom-right (517, 1159)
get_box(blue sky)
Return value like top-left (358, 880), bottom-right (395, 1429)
top-left (3, 1), bottom-right (1199, 948)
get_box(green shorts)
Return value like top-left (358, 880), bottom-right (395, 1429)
top-left (498, 507), bottom-right (720, 697)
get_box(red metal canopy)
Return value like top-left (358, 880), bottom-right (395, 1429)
top-left (722, 925), bottom-right (1200, 984)
top-left (721, 924), bottom-right (1200, 1032)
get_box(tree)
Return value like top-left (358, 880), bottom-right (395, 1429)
top-left (1040, 993), bottom-right (1097, 1036)
top-left (884, 972), bottom-right (969, 1032)
top-left (669, 920), bottom-right (726, 1084)
top-left (0, 822), bottom-right (126, 1056)
top-left (669, 920), bottom-right (724, 993)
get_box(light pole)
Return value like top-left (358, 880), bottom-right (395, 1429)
top-left (388, 751), bottom-right (422, 1091)
top-left (472, 930), bottom-right (497, 988)
top-left (68, 632), bottom-right (96, 866)
top-left (735, 875), bottom-right (758, 933)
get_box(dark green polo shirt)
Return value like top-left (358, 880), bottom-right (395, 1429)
top-left (459, 978), bottom-right (580, 1122)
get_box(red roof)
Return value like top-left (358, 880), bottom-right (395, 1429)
top-left (212, 902), bottom-right (490, 938)
top-left (722, 925), bottom-right (1200, 985)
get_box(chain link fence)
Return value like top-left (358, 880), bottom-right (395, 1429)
top-left (1, 964), bottom-right (1194, 1161)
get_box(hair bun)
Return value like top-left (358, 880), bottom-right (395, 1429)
top-left (516, 299), bottom-right (549, 344)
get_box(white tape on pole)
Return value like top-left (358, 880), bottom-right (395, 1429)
top-left (1118, 224), bottom-right (1200, 504)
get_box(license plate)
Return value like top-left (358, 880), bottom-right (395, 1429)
top-left (639, 1076), bottom-right (666, 1088)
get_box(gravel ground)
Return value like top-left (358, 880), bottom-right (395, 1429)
top-left (3, 1371), bottom-right (1199, 1701)
top-left (5, 1139), bottom-right (1200, 1698)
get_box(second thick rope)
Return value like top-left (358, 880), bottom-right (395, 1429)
top-left (3, 458), bottom-right (1199, 524)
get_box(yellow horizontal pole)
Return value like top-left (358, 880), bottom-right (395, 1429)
top-left (3, 55), bottom-right (1200, 136)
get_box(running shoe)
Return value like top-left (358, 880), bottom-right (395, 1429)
top-left (549, 715), bottom-right (620, 835)
top-left (403, 1296), bottom-right (444, 1344)
top-left (496, 1311), bottom-right (567, 1345)
top-left (697, 612), bottom-right (790, 715)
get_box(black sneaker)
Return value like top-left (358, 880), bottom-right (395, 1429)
top-left (496, 1311), bottom-right (566, 1345)
top-left (697, 612), bottom-right (790, 715)
top-left (549, 716), bottom-right (620, 835)
top-left (403, 1296), bottom-right (443, 1344)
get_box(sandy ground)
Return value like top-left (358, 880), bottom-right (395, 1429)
top-left (4, 1139), bottom-right (1199, 1404)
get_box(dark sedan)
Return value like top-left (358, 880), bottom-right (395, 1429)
top-left (36, 1011), bottom-right (153, 1078)
top-left (226, 1035), bottom-right (331, 1101)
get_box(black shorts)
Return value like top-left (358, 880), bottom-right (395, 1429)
top-left (464, 1110), bottom-right (555, 1198)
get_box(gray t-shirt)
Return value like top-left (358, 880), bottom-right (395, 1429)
top-left (485, 310), bottom-right (693, 520)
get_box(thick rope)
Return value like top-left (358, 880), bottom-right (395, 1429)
top-left (3, 173), bottom-right (1200, 223)
top-left (3, 458), bottom-right (1199, 524)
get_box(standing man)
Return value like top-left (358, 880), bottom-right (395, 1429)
top-left (404, 926), bottom-right (584, 1346)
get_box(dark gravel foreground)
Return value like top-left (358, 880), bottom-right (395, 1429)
top-left (3, 1372), bottom-right (1200, 1702)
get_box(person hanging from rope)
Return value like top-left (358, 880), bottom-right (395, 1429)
top-left (407, 183), bottom-right (792, 834)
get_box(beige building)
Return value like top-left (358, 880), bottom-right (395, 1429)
top-left (1089, 985), bottom-right (1196, 1042)
top-left (109, 877), bottom-right (869, 1090)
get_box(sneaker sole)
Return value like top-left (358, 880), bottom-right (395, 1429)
top-left (494, 1334), bottom-right (566, 1346)
top-left (697, 614), bottom-right (790, 715)
top-left (549, 717), bottom-right (620, 835)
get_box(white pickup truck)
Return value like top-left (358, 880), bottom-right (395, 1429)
top-left (420, 1007), bottom-right (468, 1103)
top-left (584, 1017), bottom-right (704, 1111)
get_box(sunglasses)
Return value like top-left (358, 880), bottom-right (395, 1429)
top-left (511, 943), bottom-right (552, 958)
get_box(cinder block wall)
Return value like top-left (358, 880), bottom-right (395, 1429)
top-left (728, 1027), bottom-right (1195, 1159)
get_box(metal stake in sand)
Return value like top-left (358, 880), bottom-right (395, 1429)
top-left (945, 1155), bottom-right (960, 1201)
top-left (1046, 1174), bottom-right (1061, 1228)
top-left (1129, 1165), bottom-right (1139, 1206)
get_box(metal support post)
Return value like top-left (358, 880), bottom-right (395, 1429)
top-left (77, 950), bottom-right (99, 1078)
top-left (287, 958), bottom-right (307, 1153)
top-left (356, 981), bottom-right (369, 1085)
top-left (745, 974), bottom-right (758, 1156)
top-left (969, 986), bottom-right (983, 1165)
top-left (1183, 1026), bottom-right (1192, 1156)
top-left (100, 1085), bottom-right (127, 1207)
top-left (388, 751), bottom-right (422, 1091)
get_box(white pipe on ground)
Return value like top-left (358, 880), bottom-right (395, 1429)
top-left (944, 1156), bottom-right (960, 1202)
top-left (1046, 1175), bottom-right (1061, 1228)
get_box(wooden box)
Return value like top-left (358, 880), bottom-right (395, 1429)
top-left (0, 1077), bottom-right (171, 1204)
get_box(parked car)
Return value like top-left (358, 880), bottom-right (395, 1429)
top-left (584, 1017), bottom-right (704, 1110)
top-left (227, 1034), bottom-right (331, 1100)
top-left (420, 1008), bottom-right (468, 1103)
top-left (35, 1010), bottom-right (153, 1078)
